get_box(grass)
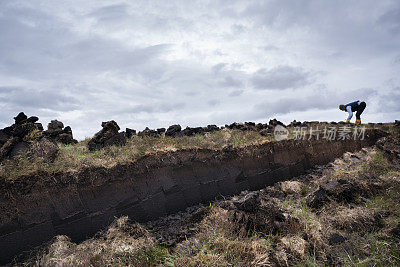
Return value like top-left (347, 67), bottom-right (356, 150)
top-left (0, 129), bottom-right (273, 181)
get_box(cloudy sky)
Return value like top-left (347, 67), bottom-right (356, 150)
top-left (0, 0), bottom-right (399, 139)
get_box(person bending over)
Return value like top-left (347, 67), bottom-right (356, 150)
top-left (339, 100), bottom-right (366, 125)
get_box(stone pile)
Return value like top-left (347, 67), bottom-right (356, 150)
top-left (0, 112), bottom-right (59, 161)
top-left (44, 120), bottom-right (77, 145)
top-left (88, 120), bottom-right (126, 151)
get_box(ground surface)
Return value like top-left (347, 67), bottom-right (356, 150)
top-left (17, 132), bottom-right (400, 266)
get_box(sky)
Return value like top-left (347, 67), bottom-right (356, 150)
top-left (0, 0), bottom-right (399, 140)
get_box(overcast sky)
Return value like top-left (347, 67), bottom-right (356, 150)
top-left (0, 0), bottom-right (399, 139)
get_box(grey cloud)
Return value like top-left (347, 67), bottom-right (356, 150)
top-left (229, 89), bottom-right (243, 97)
top-left (0, 86), bottom-right (79, 111)
top-left (251, 66), bottom-right (310, 90)
top-left (212, 63), bottom-right (227, 74)
top-left (0, 6), bottom-right (170, 81)
top-left (377, 8), bottom-right (400, 34)
top-left (218, 76), bottom-right (243, 88)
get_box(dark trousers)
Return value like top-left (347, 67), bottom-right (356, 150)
top-left (356, 102), bottom-right (366, 119)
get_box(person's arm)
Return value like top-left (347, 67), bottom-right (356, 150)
top-left (346, 106), bottom-right (353, 120)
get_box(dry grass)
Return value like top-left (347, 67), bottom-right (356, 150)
top-left (0, 129), bottom-right (273, 180)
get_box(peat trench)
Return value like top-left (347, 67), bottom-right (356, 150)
top-left (0, 130), bottom-right (383, 264)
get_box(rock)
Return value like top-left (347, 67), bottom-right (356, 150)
top-left (306, 189), bottom-right (329, 209)
top-left (321, 179), bottom-right (358, 202)
top-left (9, 141), bottom-right (30, 158)
top-left (138, 127), bottom-right (159, 137)
top-left (126, 128), bottom-right (137, 138)
top-left (104, 132), bottom-right (126, 147)
top-left (233, 192), bottom-right (260, 212)
top-left (395, 120), bottom-right (400, 126)
top-left (12, 123), bottom-right (38, 138)
top-left (328, 233), bottom-right (346, 245)
top-left (13, 112), bottom-right (27, 124)
top-left (165, 124), bottom-right (182, 137)
top-left (44, 120), bottom-right (77, 144)
top-left (88, 120), bottom-right (125, 151)
top-left (182, 127), bottom-right (204, 136)
top-left (307, 179), bottom-right (360, 209)
top-left (289, 120), bottom-right (302, 127)
top-left (376, 135), bottom-right (400, 159)
top-left (35, 123), bottom-right (44, 131)
top-left (206, 125), bottom-right (219, 132)
top-left (56, 133), bottom-right (78, 145)
top-left (227, 122), bottom-right (244, 130)
top-left (47, 120), bottom-right (64, 133)
top-left (157, 128), bottom-right (166, 134)
top-left (269, 118), bottom-right (285, 127)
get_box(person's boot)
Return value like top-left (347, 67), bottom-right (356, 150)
top-left (356, 119), bottom-right (361, 125)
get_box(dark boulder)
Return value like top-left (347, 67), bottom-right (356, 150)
top-left (104, 132), bottom-right (126, 147)
top-left (12, 123), bottom-right (38, 138)
top-left (233, 191), bottom-right (260, 212)
top-left (182, 126), bottom-right (204, 136)
top-left (376, 135), bottom-right (400, 159)
top-left (47, 120), bottom-right (64, 133)
top-left (289, 120), bottom-right (302, 127)
top-left (227, 122), bottom-right (244, 130)
top-left (0, 113), bottom-right (61, 161)
top-left (306, 188), bottom-right (329, 209)
top-left (88, 120), bottom-right (125, 151)
top-left (157, 128), bottom-right (166, 134)
top-left (165, 124), bottom-right (182, 137)
top-left (395, 120), bottom-right (400, 126)
top-left (307, 179), bottom-right (361, 209)
top-left (44, 120), bottom-right (77, 144)
top-left (229, 192), bottom-right (299, 234)
top-left (321, 179), bottom-right (358, 203)
top-left (269, 118), bottom-right (285, 127)
top-left (126, 128), bottom-right (137, 138)
top-left (14, 112), bottom-right (27, 124)
top-left (138, 127), bottom-right (159, 137)
top-left (206, 125), bottom-right (219, 132)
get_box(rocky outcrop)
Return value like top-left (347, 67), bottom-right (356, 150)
top-left (44, 120), bottom-right (78, 145)
top-left (125, 128), bottom-right (137, 138)
top-left (0, 112), bottom-right (59, 161)
top-left (88, 121), bottom-right (126, 151)
top-left (137, 127), bottom-right (159, 137)
top-left (165, 124), bottom-right (182, 137)
top-left (269, 118), bottom-right (285, 127)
